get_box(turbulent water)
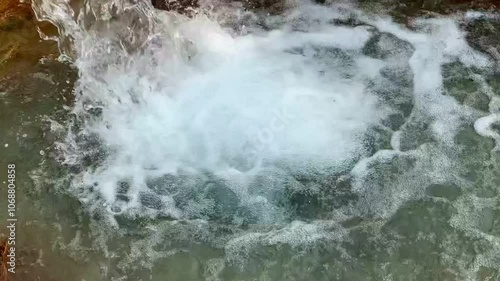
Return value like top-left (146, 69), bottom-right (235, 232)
top-left (19, 0), bottom-right (500, 280)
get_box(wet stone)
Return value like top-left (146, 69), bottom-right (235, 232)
top-left (477, 266), bottom-right (500, 281)
top-left (380, 66), bottom-right (414, 88)
top-left (354, 153), bottom-right (420, 214)
top-left (442, 64), bottom-right (491, 111)
top-left (114, 214), bottom-right (153, 234)
top-left (110, 202), bottom-right (123, 213)
top-left (454, 127), bottom-right (495, 180)
top-left (286, 182), bottom-right (330, 220)
top-left (464, 18), bottom-right (500, 58)
top-left (329, 15), bottom-right (368, 28)
top-left (152, 0), bottom-right (199, 14)
top-left (237, 170), bottom-right (313, 223)
top-left (474, 179), bottom-right (498, 198)
top-left (382, 112), bottom-right (407, 131)
top-left (289, 46), bottom-right (358, 79)
top-left (364, 125), bottom-right (394, 155)
top-left (442, 62), bottom-right (495, 109)
top-left (362, 32), bottom-right (415, 60)
top-left (284, 175), bottom-right (358, 220)
top-left (398, 116), bottom-right (435, 151)
top-left (239, 0), bottom-right (289, 15)
top-left (248, 171), bottom-right (299, 207)
top-left (86, 106), bottom-right (103, 117)
top-left (341, 216), bottom-right (364, 228)
top-left (67, 164), bottom-right (83, 174)
top-left (371, 77), bottom-right (414, 117)
top-left (383, 199), bottom-right (456, 238)
top-left (463, 91), bottom-right (490, 112)
top-left (116, 194), bottom-right (130, 202)
top-left (158, 173), bottom-right (213, 214)
top-left (425, 183), bottom-right (462, 201)
top-left (204, 181), bottom-right (240, 222)
top-left (146, 174), bottom-right (179, 195)
top-left (489, 209), bottom-right (500, 236)
top-left (116, 180), bottom-right (132, 202)
top-left (478, 207), bottom-right (495, 233)
top-left (76, 133), bottom-right (107, 167)
top-left (486, 73), bottom-right (500, 94)
top-left (139, 192), bottom-right (165, 210)
top-left (491, 121), bottom-right (500, 134)
top-left (117, 179), bottom-right (131, 194)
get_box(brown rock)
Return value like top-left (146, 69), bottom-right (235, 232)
top-left (0, 0), bottom-right (33, 31)
top-left (151, 0), bottom-right (199, 14)
top-left (239, 0), bottom-right (288, 14)
top-left (0, 0), bottom-right (58, 71)
top-left (151, 0), bottom-right (292, 15)
top-left (391, 0), bottom-right (500, 15)
top-left (1, 235), bottom-right (8, 281)
top-left (0, 0), bottom-right (33, 66)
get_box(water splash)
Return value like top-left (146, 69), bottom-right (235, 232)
top-left (30, 0), bottom-right (500, 278)
top-left (33, 0), bottom-right (396, 223)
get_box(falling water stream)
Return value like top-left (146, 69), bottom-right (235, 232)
top-left (1, 0), bottom-right (500, 280)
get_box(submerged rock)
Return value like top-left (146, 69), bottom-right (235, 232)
top-left (425, 183), bottom-right (462, 200)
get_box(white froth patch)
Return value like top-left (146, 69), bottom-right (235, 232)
top-left (350, 144), bottom-right (462, 219)
top-left (376, 17), bottom-right (491, 144)
top-left (464, 11), bottom-right (500, 21)
top-left (225, 221), bottom-right (347, 265)
top-left (66, 7), bottom-right (392, 216)
top-left (348, 17), bottom-right (494, 218)
top-left (48, 1), bottom-right (494, 226)
top-left (475, 114), bottom-right (500, 149)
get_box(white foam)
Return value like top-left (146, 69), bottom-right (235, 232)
top-left (475, 114), bottom-right (500, 149)
top-left (35, 0), bottom-right (492, 223)
top-left (377, 17), bottom-right (490, 144)
top-left (343, 17), bottom-right (494, 218)
top-left (44, 3), bottom-right (398, 219)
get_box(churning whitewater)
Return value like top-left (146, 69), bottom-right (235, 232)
top-left (29, 0), bottom-right (500, 279)
top-left (48, 1), bottom-right (399, 222)
top-left (41, 0), bottom-right (488, 222)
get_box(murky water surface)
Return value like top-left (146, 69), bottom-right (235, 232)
top-left (1, 0), bottom-right (500, 280)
